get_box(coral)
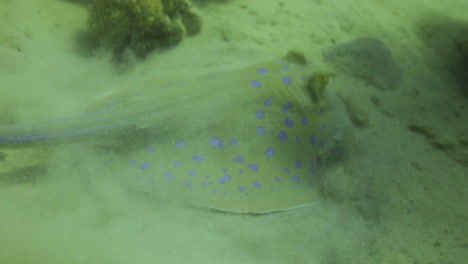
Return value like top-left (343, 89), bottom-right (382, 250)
top-left (82, 0), bottom-right (202, 59)
top-left (162, 0), bottom-right (202, 35)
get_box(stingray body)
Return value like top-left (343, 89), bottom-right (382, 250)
top-left (0, 60), bottom-right (349, 213)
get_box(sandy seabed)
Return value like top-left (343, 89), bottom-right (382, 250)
top-left (0, 0), bottom-right (467, 263)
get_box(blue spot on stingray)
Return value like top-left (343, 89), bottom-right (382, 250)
top-left (302, 117), bottom-right (308, 125)
top-left (281, 167), bottom-right (291, 174)
top-left (129, 159), bottom-right (137, 164)
top-left (256, 127), bottom-right (266, 135)
top-left (221, 168), bottom-right (227, 173)
top-left (251, 80), bottom-right (262, 88)
top-left (253, 182), bottom-right (262, 188)
top-left (275, 177), bottom-right (283, 183)
top-left (137, 162), bottom-right (151, 171)
top-left (230, 138), bottom-right (238, 147)
top-left (310, 135), bottom-right (317, 144)
top-left (285, 118), bottom-right (294, 128)
top-left (239, 169), bottom-right (244, 174)
top-left (192, 155), bottom-right (204, 162)
top-left (217, 178), bottom-right (225, 184)
top-left (175, 140), bottom-right (187, 148)
top-left (322, 123), bottom-right (328, 129)
top-left (212, 188), bottom-right (218, 193)
top-left (281, 65), bottom-right (289, 70)
top-left (147, 147), bottom-right (155, 152)
top-left (204, 175), bottom-right (210, 179)
top-left (188, 171), bottom-right (196, 177)
top-left (238, 186), bottom-right (245, 192)
top-left (256, 110), bottom-right (265, 119)
top-left (283, 76), bottom-right (292, 86)
top-left (232, 155), bottom-right (244, 163)
top-left (264, 99), bottom-right (272, 106)
top-left (223, 174), bottom-right (232, 181)
top-left (279, 131), bottom-right (288, 141)
top-left (295, 160), bottom-right (302, 169)
top-left (257, 68), bottom-right (268, 74)
top-left (265, 147), bottom-right (275, 158)
top-left (209, 138), bottom-right (225, 149)
top-left (249, 164), bottom-right (258, 172)
top-left (293, 175), bottom-right (301, 183)
top-left (174, 161), bottom-right (183, 168)
top-left (281, 103), bottom-right (294, 113)
top-left (206, 74), bottom-right (216, 79)
top-left (184, 181), bottom-right (191, 187)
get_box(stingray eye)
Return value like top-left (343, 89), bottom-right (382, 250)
top-left (306, 72), bottom-right (329, 106)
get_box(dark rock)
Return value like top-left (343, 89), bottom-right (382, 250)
top-left (325, 38), bottom-right (402, 90)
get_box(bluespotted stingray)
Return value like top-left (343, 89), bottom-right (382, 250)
top-left (0, 60), bottom-right (350, 213)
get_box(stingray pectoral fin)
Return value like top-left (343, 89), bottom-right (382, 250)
top-left (72, 60), bottom-right (349, 213)
top-left (0, 58), bottom-right (349, 213)
top-left (105, 137), bottom-right (324, 213)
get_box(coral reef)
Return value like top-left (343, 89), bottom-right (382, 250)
top-left (81, 0), bottom-right (202, 59)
